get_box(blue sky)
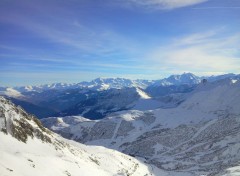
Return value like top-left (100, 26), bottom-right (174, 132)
top-left (0, 0), bottom-right (240, 86)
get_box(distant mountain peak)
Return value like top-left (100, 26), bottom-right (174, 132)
top-left (152, 72), bottom-right (201, 86)
top-left (168, 72), bottom-right (197, 79)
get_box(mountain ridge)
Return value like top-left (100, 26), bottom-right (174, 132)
top-left (0, 73), bottom-right (239, 119)
top-left (1, 73), bottom-right (238, 94)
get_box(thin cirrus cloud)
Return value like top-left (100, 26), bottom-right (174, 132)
top-left (147, 30), bottom-right (240, 75)
top-left (0, 12), bottom-right (141, 73)
top-left (0, 1), bottom-right (139, 58)
top-left (4, 17), bottom-right (135, 56)
top-left (124, 0), bottom-right (209, 9)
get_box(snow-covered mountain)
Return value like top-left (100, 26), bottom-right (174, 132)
top-left (0, 96), bottom-right (170, 176)
top-left (207, 73), bottom-right (237, 82)
top-left (76, 77), bottom-right (154, 90)
top-left (2, 74), bottom-right (240, 175)
top-left (0, 77), bottom-right (153, 95)
top-left (0, 78), bottom-right (157, 119)
top-left (1, 73), bottom-right (238, 95)
top-left (145, 73), bottom-right (201, 97)
top-left (14, 83), bottom-right (77, 93)
top-left (42, 78), bottom-right (240, 175)
top-left (1, 73), bottom-right (238, 119)
top-left (0, 73), bottom-right (202, 97)
top-left (152, 73), bottom-right (202, 86)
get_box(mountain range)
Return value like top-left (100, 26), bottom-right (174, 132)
top-left (0, 73), bottom-right (239, 119)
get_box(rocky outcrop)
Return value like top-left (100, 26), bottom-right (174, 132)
top-left (0, 97), bottom-right (52, 143)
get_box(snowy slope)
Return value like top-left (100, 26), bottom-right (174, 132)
top-left (43, 78), bottom-right (240, 175)
top-left (132, 89), bottom-right (185, 111)
top-left (0, 96), bottom-right (171, 176)
top-left (180, 78), bottom-right (240, 114)
top-left (1, 132), bottom-right (167, 176)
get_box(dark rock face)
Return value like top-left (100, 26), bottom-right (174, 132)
top-left (0, 97), bottom-right (52, 143)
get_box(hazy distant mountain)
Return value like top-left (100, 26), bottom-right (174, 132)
top-left (207, 73), bottom-right (237, 82)
top-left (152, 73), bottom-right (202, 86)
top-left (77, 77), bottom-right (154, 90)
top-left (1, 73), bottom-right (238, 119)
top-left (1, 73), bottom-right (237, 95)
top-left (145, 73), bottom-right (201, 97)
top-left (1, 77), bottom-right (153, 94)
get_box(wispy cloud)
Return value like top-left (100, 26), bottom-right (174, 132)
top-left (147, 30), bottom-right (240, 75)
top-left (16, 18), bottom-right (136, 55)
top-left (0, 1), bottom-right (139, 58)
top-left (122, 0), bottom-right (208, 10)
